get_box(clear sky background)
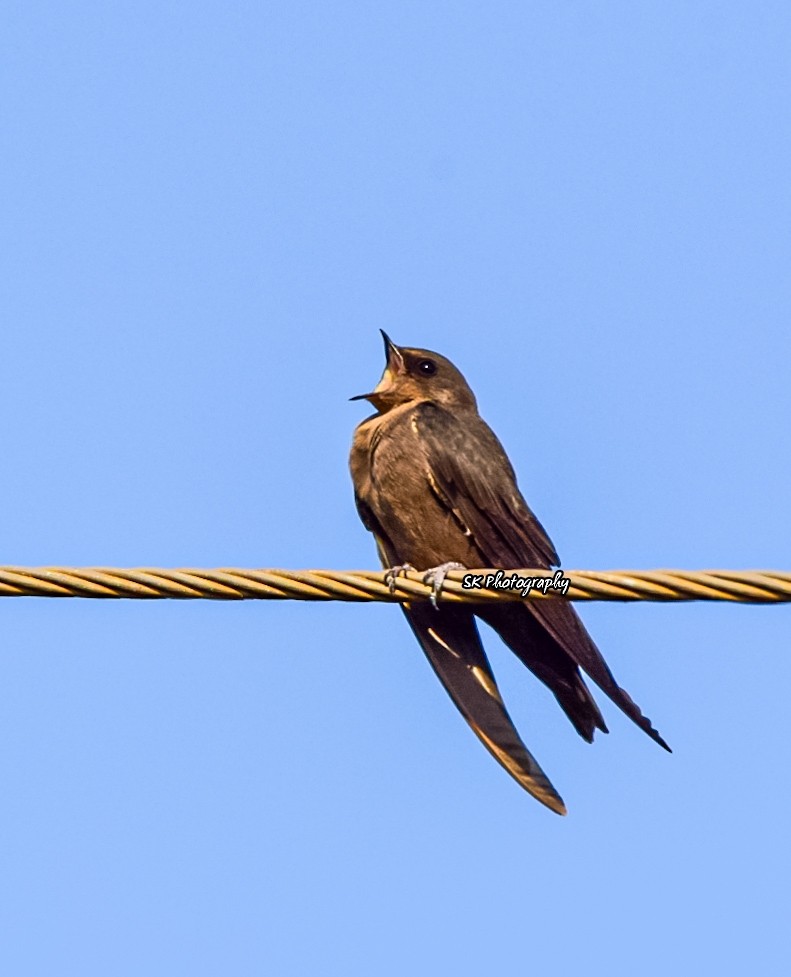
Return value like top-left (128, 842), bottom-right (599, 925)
top-left (2, 2), bottom-right (790, 974)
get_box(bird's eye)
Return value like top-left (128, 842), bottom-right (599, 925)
top-left (417, 359), bottom-right (437, 377)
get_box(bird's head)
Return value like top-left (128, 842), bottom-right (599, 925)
top-left (351, 331), bottom-right (477, 414)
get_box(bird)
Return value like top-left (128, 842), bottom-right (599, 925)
top-left (349, 330), bottom-right (669, 815)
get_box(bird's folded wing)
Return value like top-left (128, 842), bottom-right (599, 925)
top-left (402, 601), bottom-right (566, 814)
top-left (526, 598), bottom-right (670, 750)
top-left (413, 401), bottom-right (669, 751)
top-left (413, 402), bottom-right (559, 568)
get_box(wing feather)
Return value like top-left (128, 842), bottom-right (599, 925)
top-left (414, 402), bottom-right (670, 752)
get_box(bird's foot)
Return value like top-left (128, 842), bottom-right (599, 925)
top-left (384, 563), bottom-right (416, 594)
top-left (422, 562), bottom-right (467, 609)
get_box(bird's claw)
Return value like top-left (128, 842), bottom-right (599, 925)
top-left (384, 563), bottom-right (416, 594)
top-left (422, 562), bottom-right (467, 609)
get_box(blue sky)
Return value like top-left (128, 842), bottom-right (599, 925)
top-left (2, 2), bottom-right (790, 974)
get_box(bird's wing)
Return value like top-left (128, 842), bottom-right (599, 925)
top-left (523, 599), bottom-right (669, 749)
top-left (402, 601), bottom-right (566, 815)
top-left (414, 402), bottom-right (669, 752)
top-left (413, 403), bottom-right (560, 568)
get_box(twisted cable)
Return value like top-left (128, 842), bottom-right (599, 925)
top-left (0, 567), bottom-right (788, 603)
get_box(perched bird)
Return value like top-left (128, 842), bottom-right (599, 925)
top-left (349, 331), bottom-right (669, 814)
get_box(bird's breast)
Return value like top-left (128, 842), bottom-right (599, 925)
top-left (350, 404), bottom-right (480, 570)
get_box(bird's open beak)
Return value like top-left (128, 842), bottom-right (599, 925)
top-left (379, 330), bottom-right (406, 374)
top-left (350, 330), bottom-right (406, 403)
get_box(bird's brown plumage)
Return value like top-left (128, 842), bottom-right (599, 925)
top-left (349, 331), bottom-right (668, 814)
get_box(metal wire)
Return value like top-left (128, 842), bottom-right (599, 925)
top-left (0, 567), bottom-right (788, 603)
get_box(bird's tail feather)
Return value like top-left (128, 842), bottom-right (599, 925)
top-left (479, 603), bottom-right (608, 743)
top-left (524, 600), bottom-right (671, 752)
